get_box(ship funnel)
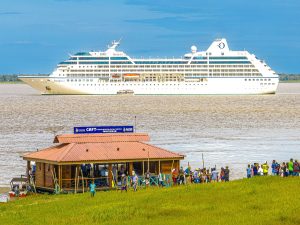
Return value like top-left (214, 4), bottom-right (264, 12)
top-left (207, 38), bottom-right (229, 53)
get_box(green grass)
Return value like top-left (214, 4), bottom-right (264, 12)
top-left (0, 177), bottom-right (299, 225)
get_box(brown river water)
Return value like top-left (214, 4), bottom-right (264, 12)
top-left (0, 83), bottom-right (299, 186)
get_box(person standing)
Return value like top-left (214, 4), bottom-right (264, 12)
top-left (281, 162), bottom-right (288, 177)
top-left (158, 171), bottom-right (164, 187)
top-left (184, 166), bottom-right (191, 184)
top-left (253, 164), bottom-right (258, 176)
top-left (288, 159), bottom-right (294, 176)
top-left (121, 173), bottom-right (127, 192)
top-left (179, 167), bottom-right (185, 185)
top-left (89, 180), bottom-right (96, 197)
top-left (246, 164), bottom-right (252, 178)
top-left (258, 165), bottom-right (263, 176)
top-left (293, 160), bottom-right (300, 176)
top-left (224, 166), bottom-right (230, 182)
top-left (132, 171), bottom-right (138, 192)
top-left (171, 168), bottom-right (178, 185)
top-left (220, 167), bottom-right (225, 182)
top-left (193, 169), bottom-right (200, 183)
top-left (112, 166), bottom-right (118, 186)
top-left (211, 168), bottom-right (218, 182)
top-left (262, 161), bottom-right (269, 176)
top-left (271, 160), bottom-right (278, 176)
top-left (145, 170), bottom-right (151, 187)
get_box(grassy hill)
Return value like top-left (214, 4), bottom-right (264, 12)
top-left (0, 176), bottom-right (299, 225)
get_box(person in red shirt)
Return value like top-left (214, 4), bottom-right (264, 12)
top-left (293, 160), bottom-right (300, 176)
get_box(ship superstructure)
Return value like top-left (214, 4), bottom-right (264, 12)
top-left (19, 38), bottom-right (279, 95)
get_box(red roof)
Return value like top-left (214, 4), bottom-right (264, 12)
top-left (23, 133), bottom-right (184, 163)
top-left (53, 133), bottom-right (150, 143)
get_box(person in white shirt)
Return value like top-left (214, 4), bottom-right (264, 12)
top-left (258, 165), bottom-right (263, 176)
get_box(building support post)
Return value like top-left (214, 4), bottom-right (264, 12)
top-left (142, 161), bottom-right (145, 175)
top-left (129, 162), bottom-right (133, 176)
top-left (26, 161), bottom-right (30, 179)
top-left (58, 165), bottom-right (62, 188)
top-left (108, 164), bottom-right (112, 188)
top-left (158, 160), bottom-right (161, 174)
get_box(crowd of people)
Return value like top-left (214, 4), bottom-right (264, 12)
top-left (89, 158), bottom-right (300, 196)
top-left (246, 158), bottom-right (300, 178)
top-left (170, 166), bottom-right (230, 184)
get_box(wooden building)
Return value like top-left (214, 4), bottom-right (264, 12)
top-left (23, 133), bottom-right (184, 192)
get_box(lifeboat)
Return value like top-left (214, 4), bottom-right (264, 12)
top-left (117, 89), bottom-right (134, 95)
top-left (111, 74), bottom-right (121, 78)
top-left (123, 73), bottom-right (140, 78)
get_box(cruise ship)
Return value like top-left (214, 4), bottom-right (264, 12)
top-left (19, 38), bottom-right (279, 95)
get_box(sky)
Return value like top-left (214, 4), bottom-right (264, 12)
top-left (0, 0), bottom-right (299, 74)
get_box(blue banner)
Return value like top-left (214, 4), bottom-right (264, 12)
top-left (74, 126), bottom-right (134, 134)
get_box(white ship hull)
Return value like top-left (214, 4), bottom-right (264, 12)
top-left (19, 38), bottom-right (280, 95)
top-left (19, 76), bottom-right (279, 95)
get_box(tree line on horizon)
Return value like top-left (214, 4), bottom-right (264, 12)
top-left (0, 74), bottom-right (300, 82)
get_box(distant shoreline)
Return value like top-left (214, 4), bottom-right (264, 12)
top-left (0, 81), bottom-right (24, 84)
top-left (279, 80), bottom-right (300, 83)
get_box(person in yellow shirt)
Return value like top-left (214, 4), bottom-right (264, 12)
top-left (262, 161), bottom-right (269, 176)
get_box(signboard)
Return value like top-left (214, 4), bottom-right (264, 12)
top-left (74, 126), bottom-right (134, 134)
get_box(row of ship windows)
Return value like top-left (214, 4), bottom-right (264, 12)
top-left (260, 83), bottom-right (276, 85)
top-left (65, 78), bottom-right (271, 83)
top-left (245, 78), bottom-right (271, 81)
top-left (62, 60), bottom-right (250, 65)
top-left (70, 56), bottom-right (248, 60)
top-left (64, 69), bottom-right (259, 73)
top-left (64, 74), bottom-right (262, 78)
top-left (70, 83), bottom-right (209, 86)
top-left (60, 64), bottom-right (255, 69)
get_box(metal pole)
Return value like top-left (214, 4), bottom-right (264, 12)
top-left (148, 150), bottom-right (150, 172)
top-left (134, 116), bottom-right (137, 132)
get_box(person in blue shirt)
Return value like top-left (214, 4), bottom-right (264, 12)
top-left (246, 164), bottom-right (252, 178)
top-left (89, 180), bottom-right (96, 197)
top-left (253, 163), bottom-right (258, 176)
top-left (271, 160), bottom-right (278, 176)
